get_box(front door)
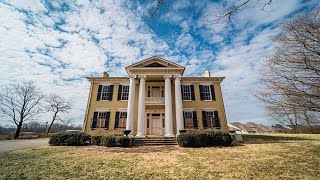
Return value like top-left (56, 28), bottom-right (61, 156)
top-left (146, 113), bottom-right (164, 136)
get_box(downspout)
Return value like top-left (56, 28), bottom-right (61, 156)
top-left (83, 80), bottom-right (94, 131)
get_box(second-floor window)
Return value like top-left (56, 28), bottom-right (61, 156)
top-left (181, 85), bottom-right (195, 100)
top-left (199, 85), bottom-right (216, 101)
top-left (118, 85), bottom-right (129, 101)
top-left (97, 85), bottom-right (114, 101)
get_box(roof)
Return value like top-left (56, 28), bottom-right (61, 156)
top-left (231, 122), bottom-right (255, 132)
top-left (244, 122), bottom-right (265, 133)
top-left (125, 56), bottom-right (185, 69)
top-left (228, 123), bottom-right (242, 131)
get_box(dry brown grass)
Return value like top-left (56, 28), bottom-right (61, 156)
top-left (0, 134), bottom-right (319, 179)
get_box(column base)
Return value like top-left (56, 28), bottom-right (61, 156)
top-left (164, 134), bottom-right (175, 138)
top-left (135, 135), bottom-right (146, 138)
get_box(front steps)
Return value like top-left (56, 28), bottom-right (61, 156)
top-left (133, 136), bottom-right (178, 146)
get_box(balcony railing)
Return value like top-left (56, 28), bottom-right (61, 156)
top-left (145, 97), bottom-right (165, 104)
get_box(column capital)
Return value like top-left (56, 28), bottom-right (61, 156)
top-left (129, 75), bottom-right (137, 79)
top-left (138, 75), bottom-right (147, 79)
top-left (163, 74), bottom-right (172, 79)
top-left (173, 74), bottom-right (181, 80)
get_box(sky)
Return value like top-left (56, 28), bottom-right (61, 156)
top-left (0, 0), bottom-right (319, 126)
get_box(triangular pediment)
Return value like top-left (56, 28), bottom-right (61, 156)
top-left (126, 56), bottom-right (185, 69)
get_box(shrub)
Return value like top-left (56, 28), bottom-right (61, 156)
top-left (91, 136), bottom-right (102, 145)
top-left (49, 131), bottom-right (91, 146)
top-left (177, 131), bottom-right (233, 147)
top-left (116, 136), bottom-right (131, 147)
top-left (101, 136), bottom-right (117, 147)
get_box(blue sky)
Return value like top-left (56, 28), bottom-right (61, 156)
top-left (0, 0), bottom-right (319, 126)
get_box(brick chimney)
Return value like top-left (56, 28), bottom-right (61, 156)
top-left (102, 71), bottom-right (109, 78)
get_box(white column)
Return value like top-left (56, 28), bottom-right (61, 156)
top-left (164, 75), bottom-right (175, 137)
top-left (136, 75), bottom-right (146, 138)
top-left (174, 75), bottom-right (184, 135)
top-left (126, 75), bottom-right (136, 136)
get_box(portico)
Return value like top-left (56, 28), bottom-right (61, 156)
top-left (125, 57), bottom-right (185, 137)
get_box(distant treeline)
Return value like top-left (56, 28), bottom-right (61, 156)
top-left (0, 121), bottom-right (81, 135)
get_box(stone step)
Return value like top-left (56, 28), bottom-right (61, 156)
top-left (133, 137), bottom-right (178, 146)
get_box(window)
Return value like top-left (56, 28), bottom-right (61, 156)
top-left (202, 111), bottom-right (220, 129)
top-left (115, 112), bottom-right (127, 129)
top-left (202, 85), bottom-right (212, 100)
top-left (182, 85), bottom-right (191, 100)
top-left (121, 86), bottom-right (129, 100)
top-left (101, 86), bottom-right (112, 100)
top-left (184, 111), bottom-right (194, 129)
top-left (92, 111), bottom-right (110, 129)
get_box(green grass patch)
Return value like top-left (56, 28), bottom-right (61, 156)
top-left (0, 134), bottom-right (319, 179)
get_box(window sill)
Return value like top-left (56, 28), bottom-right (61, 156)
top-left (99, 100), bottom-right (110, 102)
top-left (91, 128), bottom-right (109, 130)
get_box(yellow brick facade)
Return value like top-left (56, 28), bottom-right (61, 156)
top-left (83, 57), bottom-right (228, 136)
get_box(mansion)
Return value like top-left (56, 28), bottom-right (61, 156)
top-left (82, 57), bottom-right (228, 137)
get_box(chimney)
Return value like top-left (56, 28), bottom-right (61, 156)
top-left (203, 70), bottom-right (211, 77)
top-left (102, 71), bottom-right (109, 78)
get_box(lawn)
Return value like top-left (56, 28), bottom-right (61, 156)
top-left (0, 134), bottom-right (319, 179)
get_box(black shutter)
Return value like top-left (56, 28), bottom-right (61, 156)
top-left (181, 85), bottom-right (184, 100)
top-left (105, 112), bottom-right (110, 128)
top-left (96, 85), bottom-right (102, 101)
top-left (183, 111), bottom-right (186, 128)
top-left (193, 111), bottom-right (198, 129)
top-left (92, 112), bottom-right (98, 129)
top-left (214, 111), bottom-right (220, 128)
top-left (108, 85), bottom-right (114, 101)
top-left (199, 85), bottom-right (204, 101)
top-left (210, 85), bottom-right (216, 101)
top-left (190, 85), bottom-right (195, 100)
top-left (114, 112), bottom-right (119, 129)
top-left (202, 111), bottom-right (207, 128)
top-left (117, 85), bottom-right (122, 101)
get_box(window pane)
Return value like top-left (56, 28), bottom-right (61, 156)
top-left (202, 85), bottom-right (212, 100)
top-left (184, 111), bottom-right (194, 129)
top-left (121, 86), bottom-right (129, 100)
top-left (205, 111), bottom-right (214, 128)
top-left (118, 112), bottom-right (127, 129)
top-left (182, 85), bottom-right (191, 100)
top-left (97, 112), bottom-right (107, 128)
top-left (101, 86), bottom-right (110, 100)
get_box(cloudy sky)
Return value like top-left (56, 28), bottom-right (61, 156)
top-left (0, 0), bottom-right (318, 126)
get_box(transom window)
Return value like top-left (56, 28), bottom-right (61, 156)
top-left (101, 86), bottom-right (111, 100)
top-left (117, 112), bottom-right (127, 129)
top-left (205, 111), bottom-right (215, 128)
top-left (121, 86), bottom-right (129, 100)
top-left (202, 85), bottom-right (212, 100)
top-left (184, 111), bottom-right (194, 129)
top-left (95, 112), bottom-right (107, 128)
top-left (182, 85), bottom-right (192, 100)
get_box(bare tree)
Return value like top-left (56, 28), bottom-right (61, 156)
top-left (0, 80), bottom-right (44, 138)
top-left (256, 9), bottom-right (320, 127)
top-left (45, 94), bottom-right (72, 136)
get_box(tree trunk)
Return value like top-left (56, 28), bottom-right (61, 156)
top-left (45, 112), bottom-right (57, 136)
top-left (14, 120), bottom-right (23, 139)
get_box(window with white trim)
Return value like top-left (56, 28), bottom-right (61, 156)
top-left (95, 112), bottom-right (108, 129)
top-left (205, 111), bottom-right (215, 128)
top-left (121, 85), bottom-right (129, 100)
top-left (202, 85), bottom-right (212, 100)
top-left (117, 112), bottom-right (127, 129)
top-left (184, 111), bottom-right (194, 129)
top-left (182, 85), bottom-right (192, 100)
top-left (101, 86), bottom-right (111, 100)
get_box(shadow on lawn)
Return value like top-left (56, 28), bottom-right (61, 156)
top-left (242, 134), bottom-right (315, 144)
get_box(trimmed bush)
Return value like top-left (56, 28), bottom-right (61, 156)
top-left (91, 136), bottom-right (102, 145)
top-left (49, 131), bottom-right (91, 146)
top-left (116, 136), bottom-right (131, 147)
top-left (100, 136), bottom-right (131, 147)
top-left (101, 136), bottom-right (117, 147)
top-left (177, 131), bottom-right (233, 148)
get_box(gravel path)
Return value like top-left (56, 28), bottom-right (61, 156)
top-left (0, 138), bottom-right (49, 153)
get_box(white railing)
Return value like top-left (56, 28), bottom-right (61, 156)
top-left (145, 97), bottom-right (165, 104)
